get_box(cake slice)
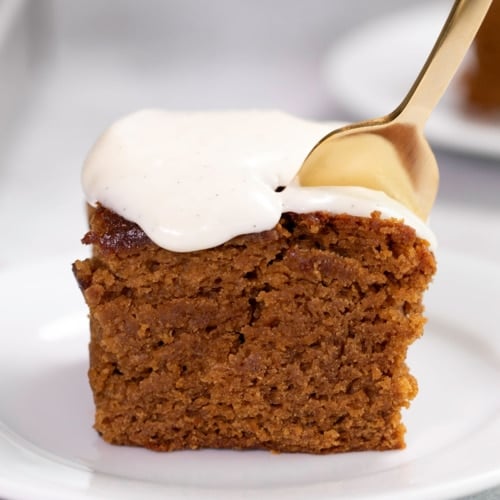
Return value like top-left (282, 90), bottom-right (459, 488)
top-left (73, 110), bottom-right (437, 453)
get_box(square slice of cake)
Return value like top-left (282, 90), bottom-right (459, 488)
top-left (73, 110), bottom-right (437, 453)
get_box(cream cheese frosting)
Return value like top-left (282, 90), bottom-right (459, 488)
top-left (82, 109), bottom-right (436, 252)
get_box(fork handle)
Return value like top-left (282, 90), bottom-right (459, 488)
top-left (393, 0), bottom-right (493, 127)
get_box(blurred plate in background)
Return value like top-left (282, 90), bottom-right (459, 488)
top-left (323, 0), bottom-right (500, 159)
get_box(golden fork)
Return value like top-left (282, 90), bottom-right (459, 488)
top-left (298, 0), bottom-right (493, 219)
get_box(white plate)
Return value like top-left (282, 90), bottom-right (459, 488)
top-left (1, 250), bottom-right (499, 500)
top-left (323, 1), bottom-right (500, 159)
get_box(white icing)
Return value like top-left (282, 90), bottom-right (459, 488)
top-left (82, 109), bottom-right (436, 252)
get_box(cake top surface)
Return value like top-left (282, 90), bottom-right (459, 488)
top-left (82, 109), bottom-right (436, 251)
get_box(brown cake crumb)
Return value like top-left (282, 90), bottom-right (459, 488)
top-left (73, 204), bottom-right (435, 453)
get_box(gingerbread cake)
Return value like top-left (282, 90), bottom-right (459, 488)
top-left (464, 0), bottom-right (500, 111)
top-left (73, 110), bottom-right (437, 453)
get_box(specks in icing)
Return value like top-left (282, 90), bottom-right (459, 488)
top-left (82, 109), bottom-right (436, 252)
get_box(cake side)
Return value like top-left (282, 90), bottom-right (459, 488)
top-left (464, 0), bottom-right (500, 111)
top-left (73, 205), bottom-right (436, 453)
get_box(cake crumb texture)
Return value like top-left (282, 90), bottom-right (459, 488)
top-left (73, 205), bottom-right (436, 453)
